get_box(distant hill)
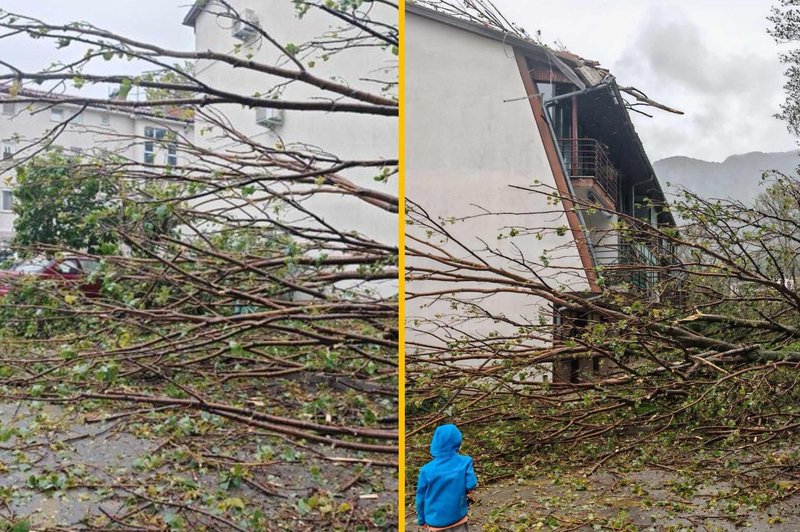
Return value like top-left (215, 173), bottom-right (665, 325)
top-left (653, 150), bottom-right (800, 203)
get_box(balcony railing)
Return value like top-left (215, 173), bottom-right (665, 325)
top-left (605, 237), bottom-right (685, 305)
top-left (557, 138), bottom-right (618, 205)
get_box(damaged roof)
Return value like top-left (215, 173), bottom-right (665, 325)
top-left (407, 2), bottom-right (679, 227)
top-left (406, 3), bottom-right (613, 90)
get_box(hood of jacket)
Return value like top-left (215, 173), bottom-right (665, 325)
top-left (430, 424), bottom-right (462, 458)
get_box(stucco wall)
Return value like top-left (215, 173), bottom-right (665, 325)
top-left (189, 0), bottom-right (397, 251)
top-left (573, 188), bottom-right (619, 267)
top-left (405, 14), bottom-right (589, 360)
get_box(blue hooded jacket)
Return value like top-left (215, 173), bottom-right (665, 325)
top-left (415, 424), bottom-right (478, 527)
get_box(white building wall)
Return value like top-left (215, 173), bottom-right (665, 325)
top-left (573, 188), bottom-right (619, 268)
top-left (405, 15), bottom-right (588, 359)
top-left (188, 0), bottom-right (397, 249)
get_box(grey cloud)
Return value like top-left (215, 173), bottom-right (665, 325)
top-left (493, 0), bottom-right (796, 161)
top-left (617, 9), bottom-right (782, 99)
top-left (612, 6), bottom-right (793, 161)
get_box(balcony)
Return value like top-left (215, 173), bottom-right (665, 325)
top-left (605, 236), bottom-right (685, 305)
top-left (557, 138), bottom-right (618, 208)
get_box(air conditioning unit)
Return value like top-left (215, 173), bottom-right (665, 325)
top-left (255, 107), bottom-right (283, 129)
top-left (231, 9), bottom-right (259, 42)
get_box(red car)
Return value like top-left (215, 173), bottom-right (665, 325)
top-left (0, 256), bottom-right (102, 297)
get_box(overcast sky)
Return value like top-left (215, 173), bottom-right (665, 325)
top-left (0, 1), bottom-right (193, 49)
top-left (493, 0), bottom-right (797, 162)
top-left (0, 1), bottom-right (796, 162)
top-left (0, 1), bottom-right (195, 98)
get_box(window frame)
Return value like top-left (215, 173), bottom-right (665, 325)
top-left (1, 190), bottom-right (14, 212)
top-left (50, 107), bottom-right (64, 122)
top-left (144, 126), bottom-right (168, 165)
top-left (2, 140), bottom-right (14, 161)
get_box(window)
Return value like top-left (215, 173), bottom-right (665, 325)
top-left (2, 101), bottom-right (15, 116)
top-left (2, 141), bottom-right (14, 161)
top-left (1, 190), bottom-right (13, 211)
top-left (71, 111), bottom-right (83, 125)
top-left (167, 143), bottom-right (178, 166)
top-left (50, 108), bottom-right (64, 122)
top-left (540, 82), bottom-right (578, 140)
top-left (100, 113), bottom-right (110, 126)
top-left (144, 126), bottom-right (167, 164)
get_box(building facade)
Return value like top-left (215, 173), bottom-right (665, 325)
top-left (0, 86), bottom-right (194, 241)
top-left (181, 0), bottom-right (398, 249)
top-left (405, 4), bottom-right (679, 382)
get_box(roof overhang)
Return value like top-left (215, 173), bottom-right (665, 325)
top-left (0, 86), bottom-right (194, 126)
top-left (407, 4), bottom-right (607, 89)
top-left (183, 0), bottom-right (211, 27)
top-left (569, 83), bottom-right (676, 226)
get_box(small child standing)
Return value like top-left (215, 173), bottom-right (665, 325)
top-left (415, 424), bottom-right (477, 531)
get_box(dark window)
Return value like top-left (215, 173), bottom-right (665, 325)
top-left (144, 141), bottom-right (155, 164)
top-left (540, 82), bottom-right (579, 140)
top-left (167, 144), bottom-right (178, 166)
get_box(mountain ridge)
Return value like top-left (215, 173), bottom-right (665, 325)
top-left (652, 149), bottom-right (799, 202)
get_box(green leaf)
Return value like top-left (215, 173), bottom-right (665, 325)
top-left (285, 43), bottom-right (299, 56)
top-left (116, 78), bottom-right (133, 100)
top-left (9, 520), bottom-right (30, 532)
top-left (219, 497), bottom-right (245, 510)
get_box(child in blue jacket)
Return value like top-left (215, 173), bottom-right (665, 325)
top-left (416, 424), bottom-right (477, 531)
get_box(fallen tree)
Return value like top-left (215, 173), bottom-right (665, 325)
top-left (406, 175), bottom-right (800, 489)
top-left (0, 2), bottom-right (397, 529)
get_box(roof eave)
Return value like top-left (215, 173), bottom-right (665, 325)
top-left (183, 0), bottom-right (210, 27)
top-left (406, 4), bottom-right (602, 89)
top-left (607, 82), bottom-right (677, 227)
top-left (0, 87), bottom-right (195, 125)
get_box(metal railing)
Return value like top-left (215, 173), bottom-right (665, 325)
top-left (557, 138), bottom-right (618, 203)
top-left (606, 238), bottom-right (685, 305)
